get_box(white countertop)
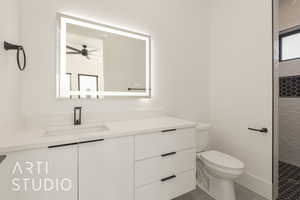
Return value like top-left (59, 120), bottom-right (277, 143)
top-left (0, 116), bottom-right (210, 154)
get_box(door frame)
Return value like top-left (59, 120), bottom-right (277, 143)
top-left (272, 0), bottom-right (279, 199)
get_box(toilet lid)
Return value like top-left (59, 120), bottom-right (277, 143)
top-left (200, 150), bottom-right (245, 170)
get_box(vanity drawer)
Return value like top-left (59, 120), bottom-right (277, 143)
top-left (135, 169), bottom-right (196, 200)
top-left (135, 128), bottom-right (195, 160)
top-left (135, 148), bottom-right (196, 187)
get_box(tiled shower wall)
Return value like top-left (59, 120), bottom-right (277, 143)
top-left (279, 0), bottom-right (300, 168)
top-left (279, 98), bottom-right (300, 167)
top-left (279, 60), bottom-right (300, 167)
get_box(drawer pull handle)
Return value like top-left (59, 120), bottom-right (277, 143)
top-left (78, 139), bottom-right (104, 145)
top-left (48, 139), bottom-right (104, 148)
top-left (161, 129), bottom-right (177, 133)
top-left (161, 152), bottom-right (177, 157)
top-left (161, 175), bottom-right (176, 182)
top-left (48, 142), bottom-right (78, 148)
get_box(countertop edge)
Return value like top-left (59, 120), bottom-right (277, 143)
top-left (0, 117), bottom-right (211, 155)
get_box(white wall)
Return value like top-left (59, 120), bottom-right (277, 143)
top-left (19, 0), bottom-right (210, 125)
top-left (209, 0), bottom-right (273, 199)
top-left (278, 0), bottom-right (300, 167)
top-left (160, 1), bottom-right (211, 122)
top-left (0, 0), bottom-right (22, 135)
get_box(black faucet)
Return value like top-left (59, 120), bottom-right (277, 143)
top-left (74, 107), bottom-right (82, 125)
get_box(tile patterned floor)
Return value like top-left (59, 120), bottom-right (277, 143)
top-left (279, 161), bottom-right (300, 200)
top-left (173, 162), bottom-right (300, 200)
top-left (173, 188), bottom-right (212, 200)
top-left (174, 184), bottom-right (268, 200)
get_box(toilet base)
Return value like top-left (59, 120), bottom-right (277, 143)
top-left (197, 171), bottom-right (236, 200)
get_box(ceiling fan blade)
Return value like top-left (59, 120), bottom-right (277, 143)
top-left (67, 52), bottom-right (81, 54)
top-left (88, 52), bottom-right (99, 55)
top-left (87, 53), bottom-right (99, 56)
top-left (87, 50), bottom-right (98, 53)
top-left (66, 45), bottom-right (81, 52)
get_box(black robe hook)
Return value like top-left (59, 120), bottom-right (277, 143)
top-left (4, 41), bottom-right (26, 71)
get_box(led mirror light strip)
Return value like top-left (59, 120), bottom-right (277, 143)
top-left (69, 91), bottom-right (150, 97)
top-left (58, 14), bottom-right (151, 98)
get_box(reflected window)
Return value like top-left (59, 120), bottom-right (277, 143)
top-left (78, 74), bottom-right (99, 99)
top-left (280, 29), bottom-right (300, 61)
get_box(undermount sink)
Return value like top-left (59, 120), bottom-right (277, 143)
top-left (45, 124), bottom-right (109, 136)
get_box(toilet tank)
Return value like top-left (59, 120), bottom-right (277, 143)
top-left (195, 123), bottom-right (211, 153)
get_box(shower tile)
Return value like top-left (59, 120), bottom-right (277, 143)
top-left (280, 76), bottom-right (300, 97)
top-left (279, 161), bottom-right (300, 200)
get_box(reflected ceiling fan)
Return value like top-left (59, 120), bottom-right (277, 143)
top-left (66, 44), bottom-right (98, 60)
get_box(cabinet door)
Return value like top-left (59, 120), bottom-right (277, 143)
top-left (79, 137), bottom-right (134, 200)
top-left (0, 146), bottom-right (77, 200)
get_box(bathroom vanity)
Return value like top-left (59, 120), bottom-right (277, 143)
top-left (0, 14), bottom-right (214, 200)
top-left (0, 117), bottom-right (210, 200)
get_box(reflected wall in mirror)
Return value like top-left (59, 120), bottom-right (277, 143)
top-left (57, 14), bottom-right (151, 99)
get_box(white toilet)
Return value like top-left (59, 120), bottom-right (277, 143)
top-left (196, 126), bottom-right (245, 200)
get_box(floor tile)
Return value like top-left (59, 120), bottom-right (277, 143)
top-left (279, 161), bottom-right (300, 200)
top-left (174, 185), bottom-right (268, 200)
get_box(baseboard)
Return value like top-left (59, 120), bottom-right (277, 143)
top-left (236, 172), bottom-right (272, 200)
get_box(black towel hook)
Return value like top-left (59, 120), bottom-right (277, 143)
top-left (4, 41), bottom-right (26, 71)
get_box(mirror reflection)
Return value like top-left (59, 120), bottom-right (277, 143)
top-left (58, 15), bottom-right (151, 99)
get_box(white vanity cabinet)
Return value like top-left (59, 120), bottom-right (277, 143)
top-left (135, 128), bottom-right (196, 200)
top-left (78, 137), bottom-right (134, 200)
top-left (0, 146), bottom-right (77, 200)
top-left (0, 124), bottom-right (197, 200)
top-left (0, 137), bottom-right (134, 200)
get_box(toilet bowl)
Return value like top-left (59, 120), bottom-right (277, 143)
top-left (196, 150), bottom-right (245, 200)
top-left (195, 124), bottom-right (245, 200)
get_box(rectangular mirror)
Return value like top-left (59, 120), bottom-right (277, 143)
top-left (57, 14), bottom-right (151, 99)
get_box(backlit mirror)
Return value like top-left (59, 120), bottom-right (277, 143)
top-left (57, 14), bottom-right (151, 99)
